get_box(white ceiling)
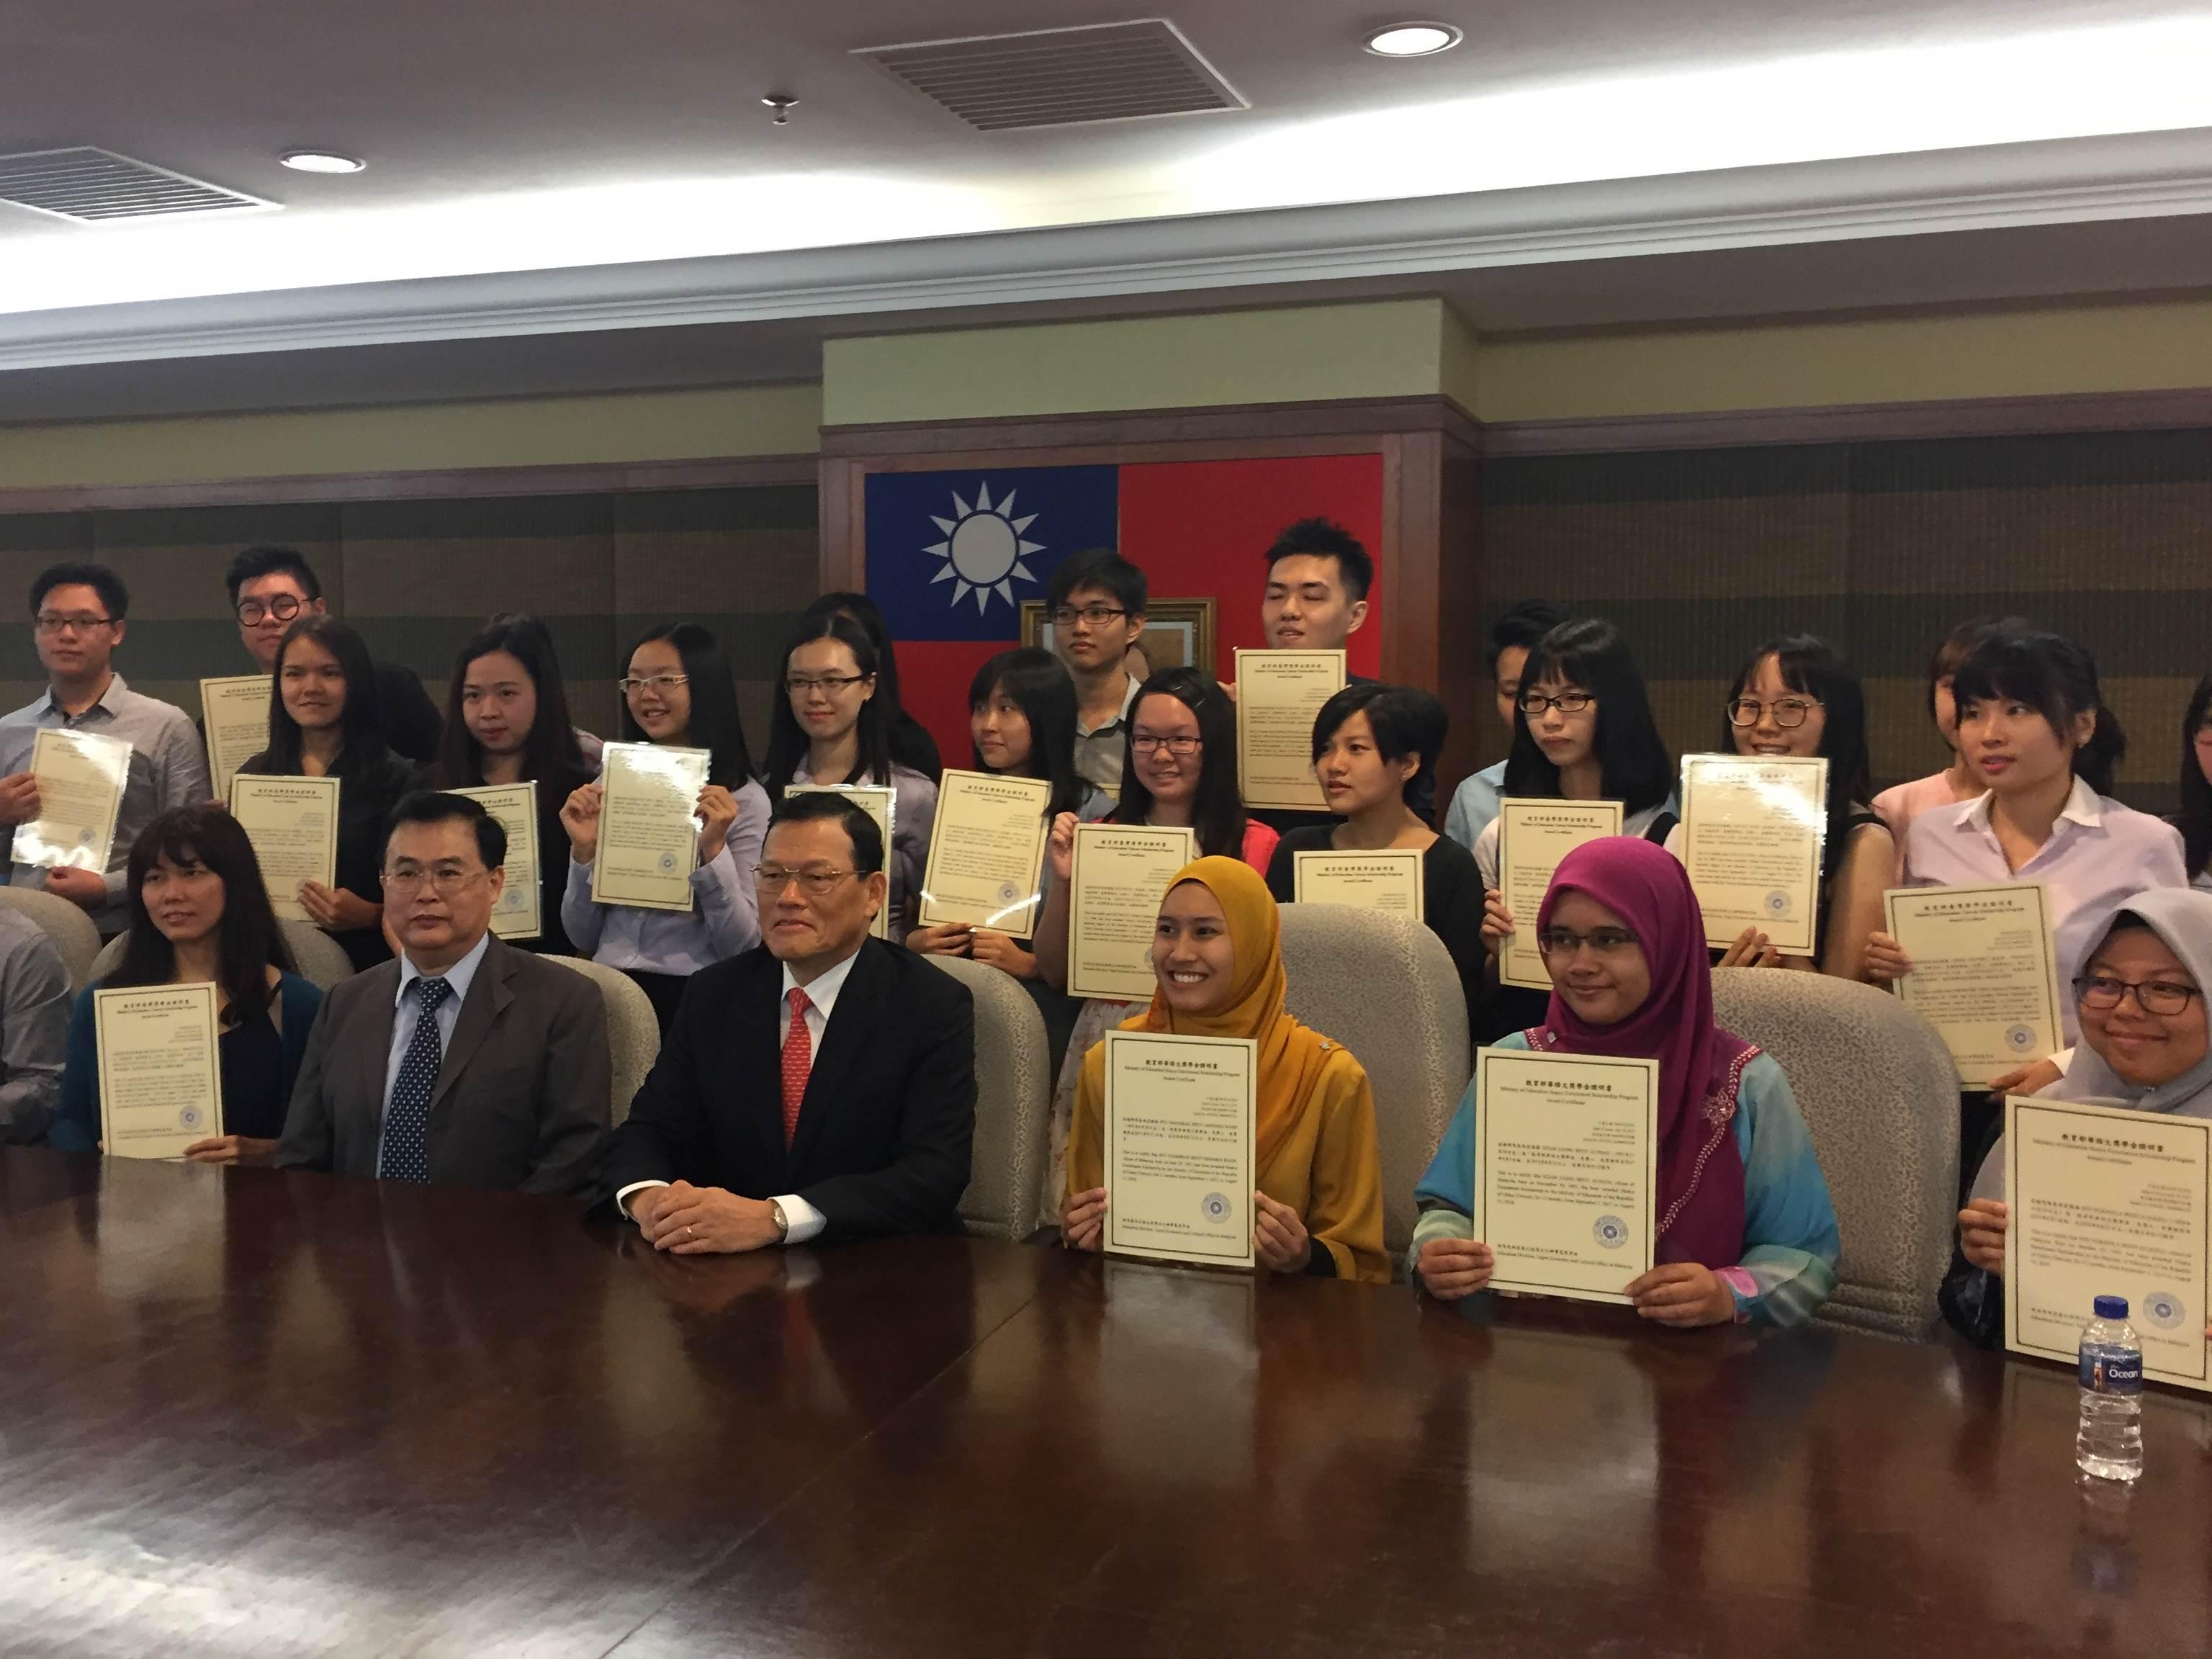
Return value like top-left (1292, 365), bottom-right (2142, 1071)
top-left (3, 1), bottom-right (2212, 410)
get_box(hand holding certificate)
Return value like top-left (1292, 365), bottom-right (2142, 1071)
top-left (200, 675), bottom-right (271, 797)
top-left (1102, 1029), bottom-right (1257, 1269)
top-left (1233, 649), bottom-right (1344, 810)
top-left (917, 769), bottom-right (1052, 936)
top-left (1884, 881), bottom-right (2062, 1085)
top-left (1066, 823), bottom-right (1195, 1001)
top-left (1471, 1047), bottom-right (1658, 1302)
top-left (453, 782), bottom-right (541, 941)
top-left (11, 727), bottom-right (130, 872)
top-left (1291, 848), bottom-right (1425, 921)
top-left (1678, 755), bottom-right (1827, 954)
top-left (229, 774), bottom-right (340, 923)
top-left (1496, 799), bottom-right (1624, 989)
top-left (94, 984), bottom-right (224, 1160)
top-left (2005, 1095), bottom-right (2211, 1393)
top-left (783, 783), bottom-right (895, 940)
top-left (592, 742), bottom-right (713, 913)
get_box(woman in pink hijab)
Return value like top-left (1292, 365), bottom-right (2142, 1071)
top-left (1413, 837), bottom-right (1839, 1327)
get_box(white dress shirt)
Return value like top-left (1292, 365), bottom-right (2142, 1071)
top-left (377, 932), bottom-right (492, 1166)
top-left (619, 945), bottom-right (864, 1244)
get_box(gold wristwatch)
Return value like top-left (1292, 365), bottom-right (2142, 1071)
top-left (770, 1200), bottom-right (790, 1244)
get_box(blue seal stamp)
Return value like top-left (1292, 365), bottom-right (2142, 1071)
top-left (997, 881), bottom-right (1020, 904)
top-left (1200, 1192), bottom-right (1231, 1224)
top-left (1592, 1215), bottom-right (1629, 1250)
top-left (1762, 890), bottom-right (1791, 917)
top-left (78, 828), bottom-right (96, 846)
top-left (2142, 1290), bottom-right (2187, 1331)
top-left (658, 852), bottom-right (677, 871)
top-left (179, 1106), bottom-right (203, 1130)
top-left (2004, 1023), bottom-right (2036, 1053)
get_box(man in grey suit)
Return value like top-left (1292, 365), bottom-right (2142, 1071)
top-left (277, 792), bottom-right (610, 1192)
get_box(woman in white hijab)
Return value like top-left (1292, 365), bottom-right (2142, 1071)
top-left (1953, 889), bottom-right (2212, 1298)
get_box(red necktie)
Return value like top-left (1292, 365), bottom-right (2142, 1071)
top-left (781, 986), bottom-right (813, 1148)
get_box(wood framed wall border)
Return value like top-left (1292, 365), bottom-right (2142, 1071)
top-left (0, 452), bottom-right (819, 515)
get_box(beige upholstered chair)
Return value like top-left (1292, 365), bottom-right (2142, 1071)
top-left (924, 953), bottom-right (1051, 1243)
top-left (0, 887), bottom-right (104, 992)
top-left (1711, 968), bottom-right (1959, 1340)
top-left (91, 919), bottom-right (357, 992)
top-left (1277, 905), bottom-right (1471, 1264)
top-left (542, 955), bottom-right (659, 1128)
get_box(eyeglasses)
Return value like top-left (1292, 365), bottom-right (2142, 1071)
top-left (2074, 974), bottom-right (2203, 1015)
top-left (1518, 691), bottom-right (1594, 716)
top-left (1727, 696), bottom-right (1823, 728)
top-left (382, 868), bottom-right (488, 896)
top-left (1537, 927), bottom-right (1641, 958)
top-left (1051, 606), bottom-right (1128, 628)
top-left (34, 613), bottom-right (113, 636)
top-left (752, 864), bottom-right (858, 894)
top-left (786, 674), bottom-right (869, 696)
top-left (619, 674), bottom-right (690, 696)
top-left (1131, 734), bottom-right (1202, 756)
top-left (235, 595), bottom-right (304, 626)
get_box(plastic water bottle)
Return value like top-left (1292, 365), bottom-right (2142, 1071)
top-left (2076, 1295), bottom-right (2144, 1483)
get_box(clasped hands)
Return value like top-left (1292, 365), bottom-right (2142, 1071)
top-left (1061, 1185), bottom-right (1316, 1274)
top-left (1415, 1238), bottom-right (1739, 1327)
top-left (629, 1180), bottom-right (784, 1254)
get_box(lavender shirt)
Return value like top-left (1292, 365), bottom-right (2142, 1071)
top-left (560, 777), bottom-right (772, 976)
top-left (1902, 777), bottom-right (2188, 1041)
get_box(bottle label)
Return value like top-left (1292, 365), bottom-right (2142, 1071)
top-left (2080, 1348), bottom-right (2144, 1394)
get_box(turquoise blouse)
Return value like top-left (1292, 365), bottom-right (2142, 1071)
top-left (1411, 1033), bottom-right (1840, 1327)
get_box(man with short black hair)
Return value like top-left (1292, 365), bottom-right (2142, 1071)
top-left (1444, 601), bottom-right (1568, 850)
top-left (1261, 518), bottom-right (1372, 655)
top-left (0, 563), bottom-right (211, 935)
top-left (224, 545), bottom-right (444, 763)
top-left (1048, 547), bottom-right (1149, 796)
top-left (601, 789), bottom-right (976, 1250)
top-left (276, 791), bottom-right (611, 1190)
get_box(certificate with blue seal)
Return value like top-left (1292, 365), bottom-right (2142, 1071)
top-left (1472, 1047), bottom-right (1658, 1303)
top-left (1101, 1030), bottom-right (1256, 1270)
top-left (1678, 754), bottom-right (1827, 956)
top-left (592, 742), bottom-right (712, 914)
top-left (454, 782), bottom-right (541, 941)
top-left (2005, 1094), bottom-right (2212, 1393)
top-left (1883, 881), bottom-right (2062, 1087)
top-left (94, 983), bottom-right (223, 1161)
top-left (917, 769), bottom-right (1052, 938)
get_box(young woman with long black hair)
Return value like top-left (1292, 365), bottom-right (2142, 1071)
top-left (796, 590), bottom-right (943, 783)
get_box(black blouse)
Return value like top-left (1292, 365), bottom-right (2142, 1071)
top-left (238, 745), bottom-right (426, 971)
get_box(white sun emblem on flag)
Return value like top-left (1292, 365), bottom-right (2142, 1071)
top-left (925, 482), bottom-right (1044, 613)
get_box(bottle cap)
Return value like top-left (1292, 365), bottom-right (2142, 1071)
top-left (2093, 1295), bottom-right (2129, 1319)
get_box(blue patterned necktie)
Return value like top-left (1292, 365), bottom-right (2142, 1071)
top-left (378, 976), bottom-right (453, 1182)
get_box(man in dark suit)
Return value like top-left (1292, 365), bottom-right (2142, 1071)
top-left (276, 791), bottom-right (610, 1191)
top-left (223, 545), bottom-right (445, 763)
top-left (603, 791), bottom-right (974, 1251)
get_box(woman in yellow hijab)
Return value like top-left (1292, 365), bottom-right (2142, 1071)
top-left (1060, 855), bottom-right (1389, 1282)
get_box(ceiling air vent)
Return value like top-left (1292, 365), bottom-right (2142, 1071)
top-left (855, 19), bottom-right (1247, 132)
top-left (0, 147), bottom-right (271, 223)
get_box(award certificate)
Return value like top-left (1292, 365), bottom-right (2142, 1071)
top-left (11, 727), bottom-right (130, 872)
top-left (452, 782), bottom-right (541, 942)
top-left (1472, 1046), bottom-right (1658, 1303)
top-left (1291, 847), bottom-right (1425, 922)
top-left (1496, 799), bottom-right (1624, 990)
top-left (199, 675), bottom-right (272, 797)
top-left (2005, 1095), bottom-right (2211, 1393)
top-left (94, 983), bottom-right (223, 1160)
top-left (1678, 754), bottom-right (1827, 955)
top-left (1884, 881), bottom-right (2062, 1086)
top-left (783, 783), bottom-right (896, 940)
top-left (916, 768), bottom-right (1052, 936)
top-left (1233, 649), bottom-right (1345, 811)
top-left (592, 742), bottom-right (711, 914)
top-left (1102, 1029), bottom-right (1257, 1269)
top-left (228, 774), bottom-right (340, 924)
top-left (1066, 823), bottom-right (1196, 1002)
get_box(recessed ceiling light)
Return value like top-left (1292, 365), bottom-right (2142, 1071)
top-left (1363, 22), bottom-right (1462, 57)
top-left (279, 150), bottom-right (365, 174)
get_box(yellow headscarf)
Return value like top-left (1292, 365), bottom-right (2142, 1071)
top-left (1121, 855), bottom-right (1338, 1170)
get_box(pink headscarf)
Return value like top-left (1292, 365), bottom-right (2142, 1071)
top-left (1532, 837), bottom-right (1755, 1270)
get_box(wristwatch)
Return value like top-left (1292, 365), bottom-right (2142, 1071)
top-left (769, 1200), bottom-right (790, 1244)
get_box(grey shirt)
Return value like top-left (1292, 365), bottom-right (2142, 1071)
top-left (1071, 675), bottom-right (1141, 799)
top-left (0, 674), bottom-right (212, 935)
top-left (0, 906), bottom-right (68, 1143)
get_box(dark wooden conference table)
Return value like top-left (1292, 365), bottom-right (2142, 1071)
top-left (5, 1149), bottom-right (2207, 1658)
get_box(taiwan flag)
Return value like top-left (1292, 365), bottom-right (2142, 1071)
top-left (868, 454), bottom-right (1385, 768)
